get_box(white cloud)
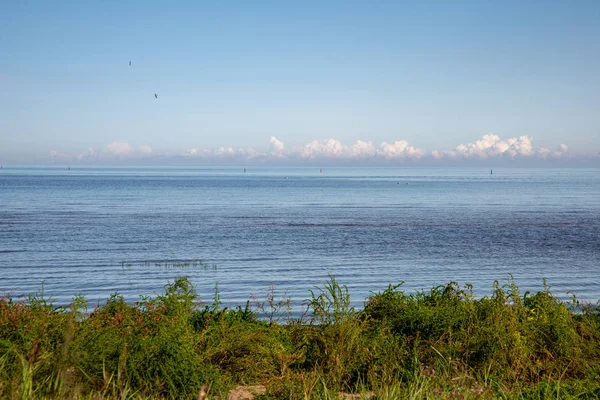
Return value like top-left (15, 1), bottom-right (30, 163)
top-left (269, 136), bottom-right (285, 157)
top-left (106, 142), bottom-right (133, 157)
top-left (290, 138), bottom-right (423, 160)
top-left (214, 147), bottom-right (260, 158)
top-left (378, 140), bottom-right (423, 159)
top-left (46, 135), bottom-right (576, 164)
top-left (293, 139), bottom-right (384, 159)
top-left (137, 145), bottom-right (153, 155)
top-left (432, 134), bottom-right (534, 159)
top-left (184, 146), bottom-right (261, 159)
top-left (351, 140), bottom-right (377, 158)
top-left (539, 143), bottom-right (569, 159)
top-left (76, 148), bottom-right (96, 160)
top-left (296, 139), bottom-right (344, 159)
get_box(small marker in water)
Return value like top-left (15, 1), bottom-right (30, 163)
top-left (320, 168), bottom-right (322, 173)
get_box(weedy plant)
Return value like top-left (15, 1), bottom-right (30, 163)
top-left (0, 276), bottom-right (599, 399)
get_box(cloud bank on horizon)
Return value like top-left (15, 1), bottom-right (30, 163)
top-left (46, 134), bottom-right (585, 165)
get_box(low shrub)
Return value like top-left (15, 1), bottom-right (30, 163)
top-left (0, 276), bottom-right (598, 399)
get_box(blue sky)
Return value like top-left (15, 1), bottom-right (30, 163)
top-left (1, 1), bottom-right (599, 165)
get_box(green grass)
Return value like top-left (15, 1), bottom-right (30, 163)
top-left (1, 276), bottom-right (599, 399)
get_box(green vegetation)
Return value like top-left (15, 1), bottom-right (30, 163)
top-left (1, 277), bottom-right (599, 399)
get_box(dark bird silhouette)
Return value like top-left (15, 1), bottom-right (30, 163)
top-left (129, 61), bottom-right (131, 66)
top-left (154, 93), bottom-right (158, 99)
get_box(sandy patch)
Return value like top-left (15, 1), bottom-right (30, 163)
top-left (339, 392), bottom-right (374, 399)
top-left (227, 385), bottom-right (267, 400)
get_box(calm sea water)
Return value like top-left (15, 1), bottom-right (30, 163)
top-left (1, 167), bottom-right (599, 312)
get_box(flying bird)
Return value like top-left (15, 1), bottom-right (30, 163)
top-left (154, 93), bottom-right (158, 99)
top-left (129, 61), bottom-right (131, 66)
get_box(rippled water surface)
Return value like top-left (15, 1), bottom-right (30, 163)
top-left (1, 167), bottom-right (599, 310)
